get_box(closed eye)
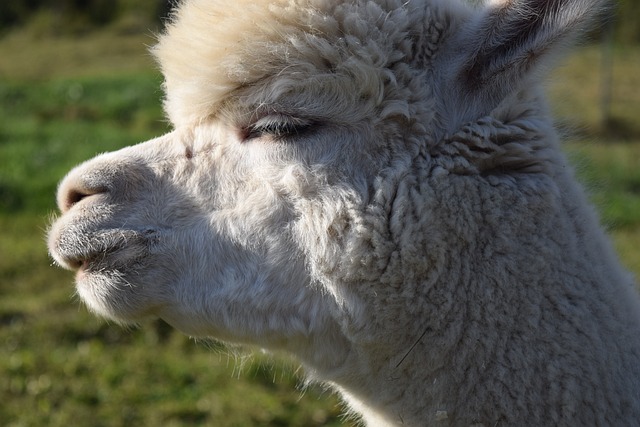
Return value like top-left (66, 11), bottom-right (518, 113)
top-left (244, 115), bottom-right (314, 141)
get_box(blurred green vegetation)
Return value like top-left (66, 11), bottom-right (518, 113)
top-left (0, 0), bottom-right (171, 36)
top-left (1, 5), bottom-right (639, 427)
top-left (615, 0), bottom-right (640, 44)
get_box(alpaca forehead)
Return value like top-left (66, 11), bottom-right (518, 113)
top-left (153, 0), bottom-right (445, 127)
top-left (154, 0), bottom-right (320, 126)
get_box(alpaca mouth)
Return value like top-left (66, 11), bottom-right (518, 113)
top-left (65, 246), bottom-right (133, 272)
top-left (49, 228), bottom-right (157, 272)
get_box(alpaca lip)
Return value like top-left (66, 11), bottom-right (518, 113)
top-left (50, 228), bottom-right (157, 272)
top-left (55, 243), bottom-right (126, 272)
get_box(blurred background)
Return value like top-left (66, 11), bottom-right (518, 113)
top-left (0, 1), bottom-right (638, 426)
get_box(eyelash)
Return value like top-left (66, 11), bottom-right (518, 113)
top-left (244, 116), bottom-right (313, 141)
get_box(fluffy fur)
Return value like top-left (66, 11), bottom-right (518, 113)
top-left (48, 0), bottom-right (640, 425)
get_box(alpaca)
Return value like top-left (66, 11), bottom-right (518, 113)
top-left (48, 0), bottom-right (640, 425)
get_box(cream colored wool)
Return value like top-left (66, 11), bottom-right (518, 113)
top-left (49, 0), bottom-right (640, 425)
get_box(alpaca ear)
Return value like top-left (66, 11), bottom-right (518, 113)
top-left (438, 0), bottom-right (608, 131)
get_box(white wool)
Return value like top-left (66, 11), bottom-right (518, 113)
top-left (49, 0), bottom-right (640, 425)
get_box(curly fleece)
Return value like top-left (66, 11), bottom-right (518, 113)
top-left (49, 0), bottom-right (640, 425)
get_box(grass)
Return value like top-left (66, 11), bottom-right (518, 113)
top-left (547, 43), bottom-right (640, 274)
top-left (0, 29), bottom-right (158, 80)
top-left (0, 27), bottom-right (639, 426)
top-left (549, 43), bottom-right (640, 139)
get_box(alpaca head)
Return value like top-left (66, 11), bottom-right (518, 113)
top-left (49, 0), bottom-right (608, 396)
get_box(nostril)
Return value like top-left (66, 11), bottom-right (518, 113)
top-left (66, 189), bottom-right (88, 209)
top-left (56, 156), bottom-right (123, 214)
top-left (58, 182), bottom-right (108, 213)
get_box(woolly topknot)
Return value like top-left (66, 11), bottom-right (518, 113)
top-left (152, 0), bottom-right (449, 128)
top-left (153, 0), bottom-right (310, 127)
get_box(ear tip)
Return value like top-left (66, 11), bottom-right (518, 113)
top-left (439, 0), bottom-right (608, 128)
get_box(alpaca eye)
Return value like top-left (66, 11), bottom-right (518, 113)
top-left (245, 116), bottom-right (312, 141)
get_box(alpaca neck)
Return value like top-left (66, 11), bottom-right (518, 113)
top-left (316, 253), bottom-right (640, 426)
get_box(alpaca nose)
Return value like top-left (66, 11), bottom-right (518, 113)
top-left (58, 183), bottom-right (106, 213)
top-left (56, 164), bottom-right (110, 214)
top-left (55, 134), bottom-right (168, 214)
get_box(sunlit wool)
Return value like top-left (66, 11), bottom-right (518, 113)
top-left (49, 0), bottom-right (640, 425)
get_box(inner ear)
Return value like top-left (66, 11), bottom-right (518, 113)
top-left (438, 0), bottom-right (607, 131)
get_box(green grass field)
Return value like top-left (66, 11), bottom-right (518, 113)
top-left (1, 29), bottom-right (639, 426)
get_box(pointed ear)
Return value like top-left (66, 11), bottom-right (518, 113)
top-left (438, 0), bottom-right (608, 132)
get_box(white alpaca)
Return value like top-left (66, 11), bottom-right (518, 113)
top-left (48, 0), bottom-right (640, 425)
